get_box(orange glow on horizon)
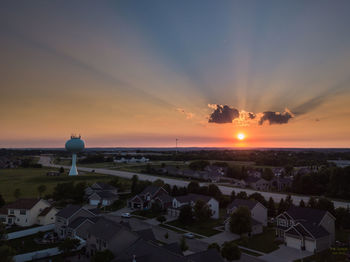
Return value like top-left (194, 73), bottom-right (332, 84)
top-left (237, 133), bottom-right (245, 141)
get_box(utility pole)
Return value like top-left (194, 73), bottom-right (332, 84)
top-left (175, 138), bottom-right (178, 154)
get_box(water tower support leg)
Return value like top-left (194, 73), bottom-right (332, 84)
top-left (69, 153), bottom-right (78, 176)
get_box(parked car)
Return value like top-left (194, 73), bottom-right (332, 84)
top-left (183, 232), bottom-right (195, 239)
top-left (121, 213), bottom-right (131, 218)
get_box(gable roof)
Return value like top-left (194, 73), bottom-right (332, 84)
top-left (69, 216), bottom-right (99, 230)
top-left (139, 185), bottom-right (165, 197)
top-left (186, 248), bottom-right (224, 262)
top-left (135, 228), bottom-right (157, 242)
top-left (56, 205), bottom-right (82, 219)
top-left (38, 206), bottom-right (57, 217)
top-left (90, 191), bottom-right (118, 200)
top-left (285, 206), bottom-right (330, 224)
top-left (285, 221), bottom-right (329, 239)
top-left (92, 182), bottom-right (116, 191)
top-left (155, 194), bottom-right (173, 203)
top-left (5, 198), bottom-right (41, 210)
top-left (174, 194), bottom-right (212, 204)
top-left (227, 199), bottom-right (258, 211)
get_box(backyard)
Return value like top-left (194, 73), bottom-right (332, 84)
top-left (165, 219), bottom-right (222, 237)
top-left (0, 168), bottom-right (130, 202)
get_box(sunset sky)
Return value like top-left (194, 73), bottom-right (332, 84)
top-left (1, 0), bottom-right (350, 148)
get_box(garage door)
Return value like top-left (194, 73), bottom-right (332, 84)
top-left (90, 200), bottom-right (99, 206)
top-left (286, 236), bottom-right (302, 249)
top-left (305, 240), bottom-right (315, 252)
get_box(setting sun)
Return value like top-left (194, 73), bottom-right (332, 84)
top-left (237, 133), bottom-right (245, 141)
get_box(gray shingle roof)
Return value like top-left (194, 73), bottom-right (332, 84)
top-left (92, 182), bottom-right (116, 191)
top-left (87, 217), bottom-right (131, 241)
top-left (186, 248), bottom-right (224, 262)
top-left (56, 205), bottom-right (82, 219)
top-left (68, 216), bottom-right (98, 229)
top-left (93, 191), bottom-right (118, 199)
top-left (285, 207), bottom-right (329, 224)
top-left (175, 193), bottom-right (212, 204)
top-left (139, 185), bottom-right (163, 196)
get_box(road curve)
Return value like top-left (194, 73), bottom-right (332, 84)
top-left (39, 156), bottom-right (350, 209)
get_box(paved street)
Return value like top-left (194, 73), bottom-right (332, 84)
top-left (39, 155), bottom-right (350, 209)
top-left (259, 245), bottom-right (312, 262)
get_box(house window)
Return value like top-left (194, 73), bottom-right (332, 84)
top-left (9, 210), bottom-right (14, 215)
top-left (103, 241), bottom-right (107, 248)
top-left (20, 209), bottom-right (26, 215)
top-left (0, 218), bottom-right (6, 222)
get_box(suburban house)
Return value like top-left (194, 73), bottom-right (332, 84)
top-left (0, 198), bottom-right (57, 227)
top-left (225, 199), bottom-right (267, 235)
top-left (66, 216), bottom-right (99, 240)
top-left (114, 238), bottom-right (224, 262)
top-left (86, 217), bottom-right (140, 257)
top-left (247, 170), bottom-right (262, 178)
top-left (55, 205), bottom-right (99, 239)
top-left (167, 193), bottom-right (219, 219)
top-left (275, 206), bottom-right (336, 252)
top-left (86, 182), bottom-right (119, 206)
top-left (232, 178), bottom-right (247, 188)
top-left (271, 177), bottom-right (293, 191)
top-left (245, 177), bottom-right (271, 191)
top-left (127, 185), bottom-right (170, 210)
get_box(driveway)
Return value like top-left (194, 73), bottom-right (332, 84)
top-left (259, 245), bottom-right (312, 262)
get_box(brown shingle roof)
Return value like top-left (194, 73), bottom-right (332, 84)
top-left (38, 206), bottom-right (54, 216)
top-left (5, 199), bottom-right (40, 210)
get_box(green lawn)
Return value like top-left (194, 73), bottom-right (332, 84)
top-left (335, 228), bottom-right (350, 242)
top-left (165, 219), bottom-right (222, 237)
top-left (0, 168), bottom-right (130, 202)
top-left (293, 249), bottom-right (347, 262)
top-left (234, 227), bottom-right (282, 253)
top-left (7, 231), bottom-right (58, 254)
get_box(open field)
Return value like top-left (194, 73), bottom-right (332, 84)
top-left (0, 168), bottom-right (129, 202)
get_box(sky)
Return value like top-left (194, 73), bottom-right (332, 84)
top-left (1, 0), bottom-right (350, 148)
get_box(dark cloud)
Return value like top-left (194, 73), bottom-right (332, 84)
top-left (248, 112), bottom-right (256, 119)
top-left (208, 105), bottom-right (239, 124)
top-left (258, 110), bottom-right (293, 125)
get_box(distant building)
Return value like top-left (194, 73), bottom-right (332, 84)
top-left (275, 207), bottom-right (335, 252)
top-left (271, 177), bottom-right (293, 191)
top-left (167, 193), bottom-right (219, 219)
top-left (114, 157), bottom-right (149, 164)
top-left (85, 182), bottom-right (119, 206)
top-left (245, 177), bottom-right (271, 191)
top-left (0, 198), bottom-right (57, 227)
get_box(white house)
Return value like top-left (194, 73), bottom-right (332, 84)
top-left (0, 198), bottom-right (57, 227)
top-left (88, 191), bottom-right (119, 206)
top-left (167, 194), bottom-right (219, 219)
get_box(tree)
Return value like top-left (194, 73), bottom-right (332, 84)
top-left (37, 185), bottom-right (47, 198)
top-left (285, 165), bottom-right (294, 176)
top-left (153, 179), bottom-right (165, 187)
top-left (156, 215), bottom-right (166, 224)
top-left (172, 185), bottom-right (179, 196)
top-left (189, 160), bottom-right (209, 170)
top-left (207, 242), bottom-right (220, 252)
top-left (262, 168), bottom-right (274, 181)
top-left (267, 197), bottom-right (276, 218)
top-left (0, 222), bottom-right (7, 241)
top-left (316, 197), bottom-right (334, 214)
top-left (229, 206), bottom-right (251, 235)
top-left (163, 183), bottom-right (171, 194)
top-left (0, 194), bottom-right (5, 208)
top-left (178, 205), bottom-right (194, 225)
top-left (236, 191), bottom-right (248, 200)
top-left (180, 236), bottom-right (188, 251)
top-left (221, 241), bottom-right (241, 261)
top-left (14, 188), bottom-right (21, 199)
top-left (277, 198), bottom-right (287, 214)
top-left (0, 245), bottom-right (15, 262)
top-left (334, 207), bottom-right (350, 229)
top-left (59, 166), bottom-right (65, 173)
top-left (208, 184), bottom-right (222, 198)
top-left (58, 238), bottom-right (80, 256)
top-left (249, 192), bottom-right (267, 207)
top-left (131, 175), bottom-right (139, 194)
top-left (91, 249), bottom-right (114, 262)
top-left (187, 181), bottom-right (200, 194)
top-left (230, 191), bottom-right (236, 201)
top-left (307, 197), bottom-right (317, 208)
top-left (299, 199), bottom-right (306, 208)
top-left (285, 195), bottom-right (293, 209)
top-left (193, 200), bottom-right (212, 222)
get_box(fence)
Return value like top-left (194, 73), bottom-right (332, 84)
top-left (7, 224), bottom-right (55, 240)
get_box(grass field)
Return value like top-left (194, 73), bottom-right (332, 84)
top-left (0, 168), bottom-right (130, 202)
top-left (165, 219), bottom-right (222, 237)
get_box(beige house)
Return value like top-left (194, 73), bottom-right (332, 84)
top-left (245, 177), bottom-right (271, 191)
top-left (0, 199), bottom-right (57, 227)
top-left (275, 207), bottom-right (335, 252)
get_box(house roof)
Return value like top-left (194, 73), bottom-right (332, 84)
top-left (87, 217), bottom-right (136, 242)
top-left (5, 198), bottom-right (41, 210)
top-left (285, 206), bottom-right (329, 225)
top-left (38, 206), bottom-right (56, 217)
top-left (91, 191), bottom-right (118, 199)
top-left (56, 205), bottom-right (82, 219)
top-left (227, 199), bottom-right (258, 211)
top-left (139, 185), bottom-right (165, 196)
top-left (69, 216), bottom-right (99, 229)
top-left (155, 194), bottom-right (173, 203)
top-left (135, 228), bottom-right (157, 242)
top-left (92, 182), bottom-right (116, 191)
top-left (186, 248), bottom-right (224, 262)
top-left (162, 243), bottom-right (183, 255)
top-left (115, 238), bottom-right (187, 262)
top-left (285, 222), bottom-right (329, 239)
top-left (174, 193), bottom-right (212, 204)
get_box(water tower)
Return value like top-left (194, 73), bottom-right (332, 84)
top-left (65, 135), bottom-right (85, 176)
